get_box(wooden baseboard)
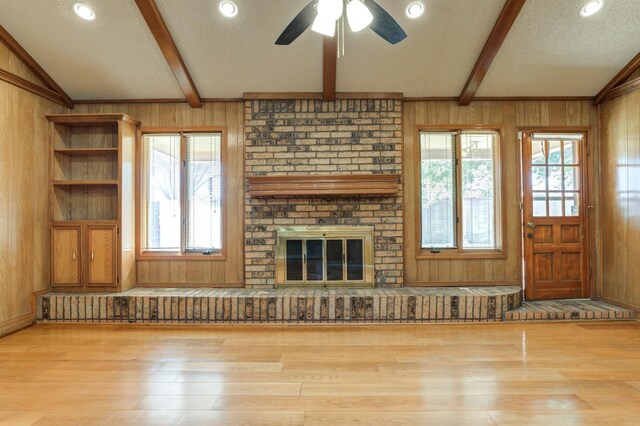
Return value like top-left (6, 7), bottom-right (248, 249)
top-left (0, 313), bottom-right (35, 337)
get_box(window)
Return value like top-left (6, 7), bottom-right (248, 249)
top-left (529, 135), bottom-right (581, 217)
top-left (419, 129), bottom-right (502, 253)
top-left (141, 131), bottom-right (223, 255)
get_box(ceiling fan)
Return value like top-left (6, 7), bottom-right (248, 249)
top-left (275, 0), bottom-right (407, 46)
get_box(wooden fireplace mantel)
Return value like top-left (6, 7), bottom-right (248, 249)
top-left (247, 174), bottom-right (401, 196)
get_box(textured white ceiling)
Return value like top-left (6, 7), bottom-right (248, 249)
top-left (0, 0), bottom-right (638, 100)
top-left (477, 0), bottom-right (640, 97)
top-left (156, 0), bottom-right (324, 96)
top-left (156, 0), bottom-right (504, 98)
top-left (0, 0), bottom-right (182, 100)
top-left (335, 0), bottom-right (504, 96)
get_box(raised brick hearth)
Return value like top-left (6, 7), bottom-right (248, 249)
top-left (37, 287), bottom-right (522, 323)
top-left (244, 99), bottom-right (403, 288)
top-left (35, 287), bottom-right (636, 324)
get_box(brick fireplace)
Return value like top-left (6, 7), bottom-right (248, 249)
top-left (244, 99), bottom-right (403, 288)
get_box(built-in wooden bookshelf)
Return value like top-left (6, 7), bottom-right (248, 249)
top-left (47, 114), bottom-right (138, 292)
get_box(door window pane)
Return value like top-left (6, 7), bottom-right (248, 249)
top-left (549, 194), bottom-right (563, 216)
top-left (564, 167), bottom-right (579, 191)
top-left (565, 193), bottom-right (580, 216)
top-left (420, 132), bottom-right (457, 248)
top-left (185, 133), bottom-right (222, 251)
top-left (531, 140), bottom-right (545, 164)
top-left (548, 141), bottom-right (561, 164)
top-left (531, 166), bottom-right (546, 191)
top-left (563, 141), bottom-right (579, 164)
top-left (306, 240), bottom-right (324, 281)
top-left (346, 239), bottom-right (364, 281)
top-left (326, 239), bottom-right (344, 281)
top-left (533, 193), bottom-right (547, 217)
top-left (461, 132), bottom-right (496, 249)
top-left (548, 166), bottom-right (563, 191)
top-left (286, 240), bottom-right (303, 281)
top-left (143, 134), bottom-right (181, 250)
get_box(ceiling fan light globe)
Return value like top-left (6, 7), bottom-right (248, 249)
top-left (311, 15), bottom-right (336, 37)
top-left (346, 0), bottom-right (373, 32)
top-left (316, 0), bottom-right (343, 21)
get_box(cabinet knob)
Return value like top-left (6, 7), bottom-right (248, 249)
top-left (91, 251), bottom-right (95, 261)
top-left (72, 251), bottom-right (76, 261)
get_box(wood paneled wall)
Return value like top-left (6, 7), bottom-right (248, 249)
top-left (600, 88), bottom-right (640, 309)
top-left (403, 100), bottom-right (597, 286)
top-left (0, 41), bottom-right (46, 88)
top-left (74, 102), bottom-right (244, 286)
top-left (0, 81), bottom-right (66, 335)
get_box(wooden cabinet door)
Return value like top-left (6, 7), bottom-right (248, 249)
top-left (52, 226), bottom-right (81, 287)
top-left (86, 225), bottom-right (117, 286)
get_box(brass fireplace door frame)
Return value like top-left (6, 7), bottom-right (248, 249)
top-left (275, 226), bottom-right (375, 288)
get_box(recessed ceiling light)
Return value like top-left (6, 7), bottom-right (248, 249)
top-left (406, 2), bottom-right (424, 19)
top-left (219, 1), bottom-right (238, 18)
top-left (73, 3), bottom-right (95, 21)
top-left (580, 0), bottom-right (603, 17)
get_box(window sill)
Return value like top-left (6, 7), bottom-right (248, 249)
top-left (416, 249), bottom-right (506, 260)
top-left (137, 252), bottom-right (226, 261)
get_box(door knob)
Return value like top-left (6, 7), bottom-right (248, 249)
top-left (527, 233), bottom-right (534, 239)
top-left (527, 222), bottom-right (536, 228)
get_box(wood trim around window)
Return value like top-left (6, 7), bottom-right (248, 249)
top-left (413, 125), bottom-right (508, 259)
top-left (136, 127), bottom-right (228, 260)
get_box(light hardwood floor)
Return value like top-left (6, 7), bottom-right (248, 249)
top-left (1, 321), bottom-right (640, 425)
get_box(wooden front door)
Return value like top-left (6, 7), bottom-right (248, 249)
top-left (86, 225), bottom-right (117, 286)
top-left (522, 132), bottom-right (589, 300)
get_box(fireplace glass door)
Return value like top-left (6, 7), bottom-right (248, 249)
top-left (276, 226), bottom-right (374, 287)
top-left (284, 238), bottom-right (364, 284)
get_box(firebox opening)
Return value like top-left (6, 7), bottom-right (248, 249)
top-left (276, 226), bottom-right (374, 288)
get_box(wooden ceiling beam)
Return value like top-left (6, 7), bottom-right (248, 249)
top-left (458, 0), bottom-right (527, 106)
top-left (0, 25), bottom-right (74, 108)
top-left (322, 36), bottom-right (337, 102)
top-left (594, 51), bottom-right (640, 104)
top-left (597, 76), bottom-right (640, 104)
top-left (134, 0), bottom-right (202, 108)
top-left (0, 68), bottom-right (70, 107)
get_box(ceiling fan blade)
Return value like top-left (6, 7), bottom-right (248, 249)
top-left (366, 0), bottom-right (407, 44)
top-left (275, 0), bottom-right (317, 45)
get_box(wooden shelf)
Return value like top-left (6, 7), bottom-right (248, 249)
top-left (247, 174), bottom-right (401, 196)
top-left (54, 148), bottom-right (119, 156)
top-left (52, 180), bottom-right (118, 186)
